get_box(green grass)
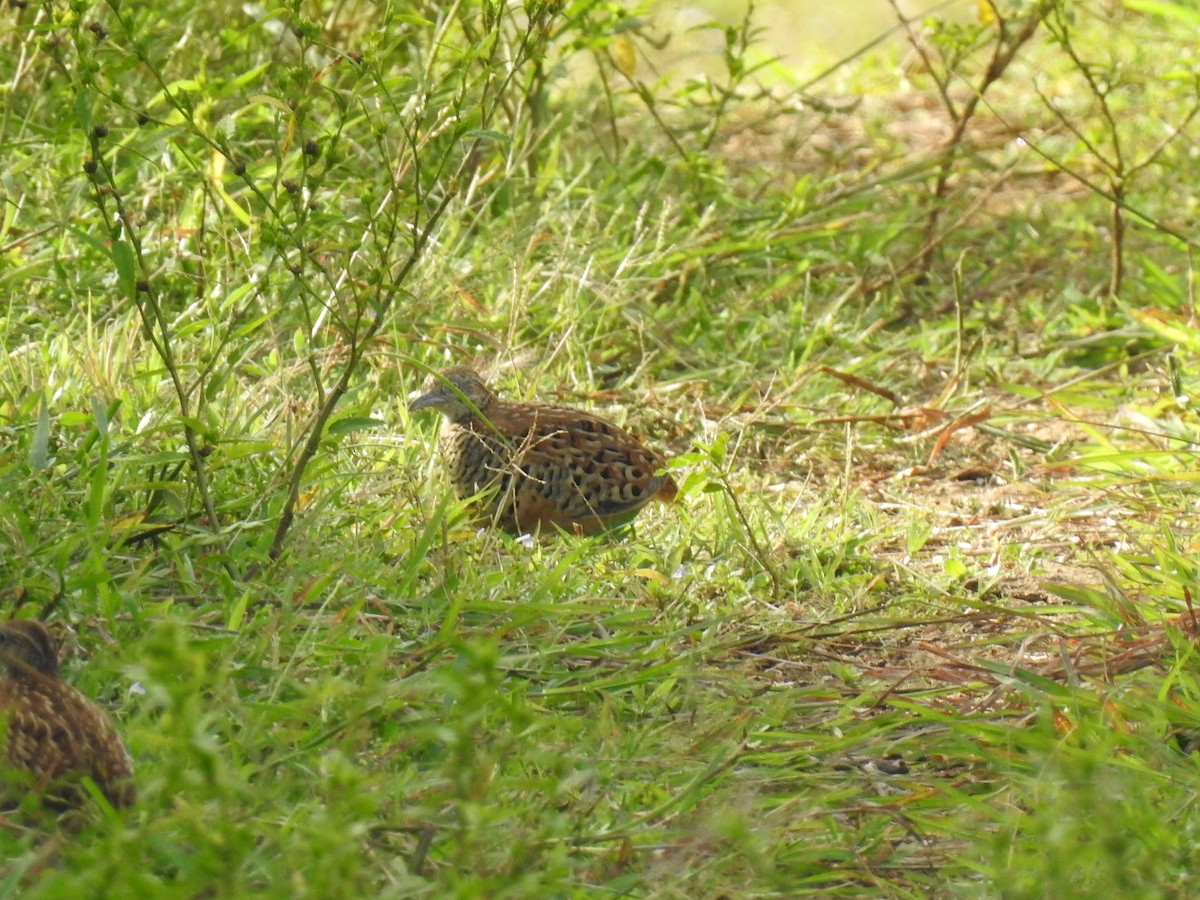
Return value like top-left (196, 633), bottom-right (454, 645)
top-left (4, 0), bottom-right (1200, 895)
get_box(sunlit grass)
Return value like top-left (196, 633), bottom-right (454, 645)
top-left (2, 0), bottom-right (1200, 895)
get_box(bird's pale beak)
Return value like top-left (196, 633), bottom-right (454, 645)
top-left (408, 389), bottom-right (441, 413)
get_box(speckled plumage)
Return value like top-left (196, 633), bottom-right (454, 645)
top-left (0, 620), bottom-right (135, 809)
top-left (410, 367), bottom-right (678, 535)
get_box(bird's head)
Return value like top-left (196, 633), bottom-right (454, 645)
top-left (0, 620), bottom-right (60, 678)
top-left (409, 367), bottom-right (497, 423)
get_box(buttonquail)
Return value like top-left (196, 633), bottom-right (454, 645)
top-left (0, 620), bottom-right (135, 810)
top-left (410, 367), bottom-right (677, 535)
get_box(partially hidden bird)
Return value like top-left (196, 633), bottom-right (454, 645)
top-left (0, 619), bottom-right (135, 810)
top-left (410, 366), bottom-right (678, 535)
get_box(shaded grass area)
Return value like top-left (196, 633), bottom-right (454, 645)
top-left (3, 0), bottom-right (1200, 895)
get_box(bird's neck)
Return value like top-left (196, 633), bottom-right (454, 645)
top-left (450, 402), bottom-right (495, 427)
top-left (2, 659), bottom-right (56, 680)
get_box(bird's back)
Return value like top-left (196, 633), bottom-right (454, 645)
top-left (0, 670), bottom-right (135, 809)
top-left (440, 399), bottom-right (677, 534)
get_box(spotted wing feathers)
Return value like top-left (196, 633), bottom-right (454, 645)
top-left (439, 400), bottom-right (677, 534)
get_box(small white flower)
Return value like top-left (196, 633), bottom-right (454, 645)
top-left (516, 533), bottom-right (535, 549)
top-left (672, 564), bottom-right (685, 580)
top-left (128, 681), bottom-right (146, 696)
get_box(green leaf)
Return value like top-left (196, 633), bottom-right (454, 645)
top-left (225, 64), bottom-right (271, 91)
top-left (211, 173), bottom-right (252, 226)
top-left (112, 240), bottom-right (137, 300)
top-left (1122, 0), bottom-right (1200, 23)
top-left (232, 310), bottom-right (277, 340)
top-left (226, 589), bottom-right (252, 631)
top-left (29, 395), bottom-right (50, 471)
top-left (146, 78), bottom-right (203, 109)
top-left (219, 440), bottom-right (272, 460)
top-left (85, 399), bottom-right (109, 528)
top-left (1127, 306), bottom-right (1200, 352)
top-left (327, 417), bottom-right (386, 436)
top-left (178, 415), bottom-right (206, 433)
top-left (246, 93), bottom-right (295, 115)
top-left (75, 87), bottom-right (92, 132)
top-left (91, 396), bottom-right (109, 435)
top-left (174, 317), bottom-right (215, 340)
top-left (708, 432), bottom-right (730, 466)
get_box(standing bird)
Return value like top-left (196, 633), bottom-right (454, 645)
top-left (0, 619), bottom-right (135, 810)
top-left (410, 366), bottom-right (678, 535)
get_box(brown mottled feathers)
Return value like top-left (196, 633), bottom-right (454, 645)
top-left (410, 367), bottom-right (678, 535)
top-left (0, 620), bottom-right (135, 810)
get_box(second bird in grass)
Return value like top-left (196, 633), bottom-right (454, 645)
top-left (0, 619), bottom-right (135, 811)
top-left (410, 366), bottom-right (678, 535)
